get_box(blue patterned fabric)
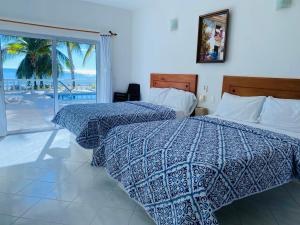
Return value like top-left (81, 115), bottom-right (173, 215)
top-left (52, 102), bottom-right (176, 150)
top-left (99, 116), bottom-right (300, 225)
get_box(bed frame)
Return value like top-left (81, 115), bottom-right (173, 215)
top-left (150, 73), bottom-right (198, 95)
top-left (222, 76), bottom-right (300, 99)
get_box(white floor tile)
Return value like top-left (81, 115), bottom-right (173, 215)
top-left (259, 186), bottom-right (299, 210)
top-left (271, 207), bottom-right (300, 225)
top-left (49, 139), bottom-right (91, 163)
top-left (90, 207), bottom-right (133, 225)
top-left (0, 193), bottom-right (40, 217)
top-left (18, 181), bottom-right (57, 199)
top-left (34, 159), bottom-right (84, 172)
top-left (51, 181), bottom-right (80, 201)
top-left (0, 131), bottom-right (58, 169)
top-left (60, 201), bottom-right (97, 225)
top-left (35, 167), bottom-right (73, 183)
top-left (129, 211), bottom-right (155, 225)
top-left (0, 166), bottom-right (51, 180)
top-left (105, 190), bottom-right (138, 210)
top-left (0, 214), bottom-right (18, 225)
top-left (22, 199), bottom-right (70, 223)
top-left (0, 177), bottom-right (33, 194)
top-left (134, 202), bottom-right (147, 214)
top-left (13, 217), bottom-right (63, 225)
top-left (215, 204), bottom-right (241, 225)
top-left (233, 197), bottom-right (278, 225)
top-left (285, 181), bottom-right (300, 206)
top-left (64, 167), bottom-right (117, 192)
top-left (73, 189), bottom-right (112, 210)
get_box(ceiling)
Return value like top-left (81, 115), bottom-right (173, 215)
top-left (81, 0), bottom-right (152, 10)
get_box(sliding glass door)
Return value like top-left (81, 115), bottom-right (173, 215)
top-left (0, 35), bottom-right (55, 133)
top-left (0, 37), bottom-right (7, 136)
top-left (0, 32), bottom-right (98, 135)
top-left (56, 41), bottom-right (96, 109)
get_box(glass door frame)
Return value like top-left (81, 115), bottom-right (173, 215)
top-left (0, 29), bottom-right (100, 135)
top-left (0, 37), bottom-right (7, 136)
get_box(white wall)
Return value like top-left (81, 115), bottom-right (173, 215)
top-left (0, 0), bottom-right (132, 92)
top-left (131, 0), bottom-right (300, 112)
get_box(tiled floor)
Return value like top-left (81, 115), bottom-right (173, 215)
top-left (0, 129), bottom-right (299, 225)
top-left (5, 91), bottom-right (95, 132)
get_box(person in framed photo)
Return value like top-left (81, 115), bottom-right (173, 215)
top-left (197, 9), bottom-right (229, 63)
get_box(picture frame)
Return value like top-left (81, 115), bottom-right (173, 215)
top-left (196, 9), bottom-right (230, 63)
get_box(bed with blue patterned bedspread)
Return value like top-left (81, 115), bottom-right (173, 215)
top-left (52, 102), bottom-right (176, 151)
top-left (97, 116), bottom-right (300, 225)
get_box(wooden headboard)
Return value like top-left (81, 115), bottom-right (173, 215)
top-left (150, 73), bottom-right (198, 95)
top-left (222, 76), bottom-right (300, 99)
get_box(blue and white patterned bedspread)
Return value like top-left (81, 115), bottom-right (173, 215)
top-left (52, 102), bottom-right (176, 149)
top-left (99, 116), bottom-right (300, 225)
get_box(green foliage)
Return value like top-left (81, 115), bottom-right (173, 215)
top-left (1, 35), bottom-right (95, 90)
top-left (83, 44), bottom-right (96, 65)
top-left (64, 41), bottom-right (82, 89)
top-left (1, 36), bottom-right (70, 80)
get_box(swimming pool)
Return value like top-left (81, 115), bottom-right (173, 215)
top-left (47, 93), bottom-right (96, 101)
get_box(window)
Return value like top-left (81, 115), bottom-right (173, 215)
top-left (0, 32), bottom-right (98, 134)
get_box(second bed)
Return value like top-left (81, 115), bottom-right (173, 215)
top-left (52, 73), bottom-right (198, 165)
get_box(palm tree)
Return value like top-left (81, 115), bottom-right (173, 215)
top-left (83, 44), bottom-right (96, 65)
top-left (1, 36), bottom-right (70, 89)
top-left (64, 42), bottom-right (82, 89)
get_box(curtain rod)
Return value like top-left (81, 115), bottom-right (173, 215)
top-left (0, 18), bottom-right (117, 36)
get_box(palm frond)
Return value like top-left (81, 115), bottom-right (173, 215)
top-left (4, 42), bottom-right (27, 54)
top-left (66, 42), bottom-right (82, 56)
top-left (36, 54), bottom-right (52, 78)
top-left (83, 44), bottom-right (95, 65)
top-left (57, 50), bottom-right (71, 70)
top-left (3, 37), bottom-right (73, 80)
top-left (57, 62), bottom-right (64, 76)
top-left (35, 44), bottom-right (52, 58)
top-left (16, 56), bottom-right (34, 79)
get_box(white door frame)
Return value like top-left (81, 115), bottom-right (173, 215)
top-left (52, 39), bottom-right (59, 114)
top-left (95, 42), bottom-right (101, 103)
top-left (0, 37), bottom-right (7, 136)
top-left (0, 30), bottom-right (99, 135)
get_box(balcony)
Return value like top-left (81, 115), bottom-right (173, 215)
top-left (4, 78), bottom-right (96, 132)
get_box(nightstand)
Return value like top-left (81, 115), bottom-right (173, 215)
top-left (194, 107), bottom-right (209, 116)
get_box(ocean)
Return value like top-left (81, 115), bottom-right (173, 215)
top-left (3, 68), bottom-right (96, 81)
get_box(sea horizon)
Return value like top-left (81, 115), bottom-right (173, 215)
top-left (3, 68), bottom-right (96, 80)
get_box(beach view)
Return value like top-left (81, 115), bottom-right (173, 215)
top-left (1, 35), bottom-right (97, 132)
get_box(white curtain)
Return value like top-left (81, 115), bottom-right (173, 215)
top-left (98, 36), bottom-right (112, 103)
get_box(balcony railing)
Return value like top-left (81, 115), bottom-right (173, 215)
top-left (3, 78), bottom-right (96, 93)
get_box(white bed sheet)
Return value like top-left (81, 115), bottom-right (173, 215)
top-left (209, 115), bottom-right (300, 140)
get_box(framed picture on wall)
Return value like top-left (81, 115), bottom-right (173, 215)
top-left (196, 9), bottom-right (230, 63)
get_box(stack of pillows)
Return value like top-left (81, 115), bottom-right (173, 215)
top-left (214, 92), bottom-right (300, 133)
top-left (146, 88), bottom-right (198, 117)
top-left (146, 88), bottom-right (300, 133)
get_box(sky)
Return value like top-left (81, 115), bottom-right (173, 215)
top-left (1, 35), bottom-right (96, 75)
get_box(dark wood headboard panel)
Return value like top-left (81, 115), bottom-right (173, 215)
top-left (222, 76), bottom-right (300, 99)
top-left (150, 73), bottom-right (198, 95)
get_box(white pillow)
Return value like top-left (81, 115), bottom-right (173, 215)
top-left (214, 92), bottom-right (266, 123)
top-left (162, 88), bottom-right (197, 116)
top-left (259, 97), bottom-right (300, 133)
top-left (145, 88), bottom-right (171, 105)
